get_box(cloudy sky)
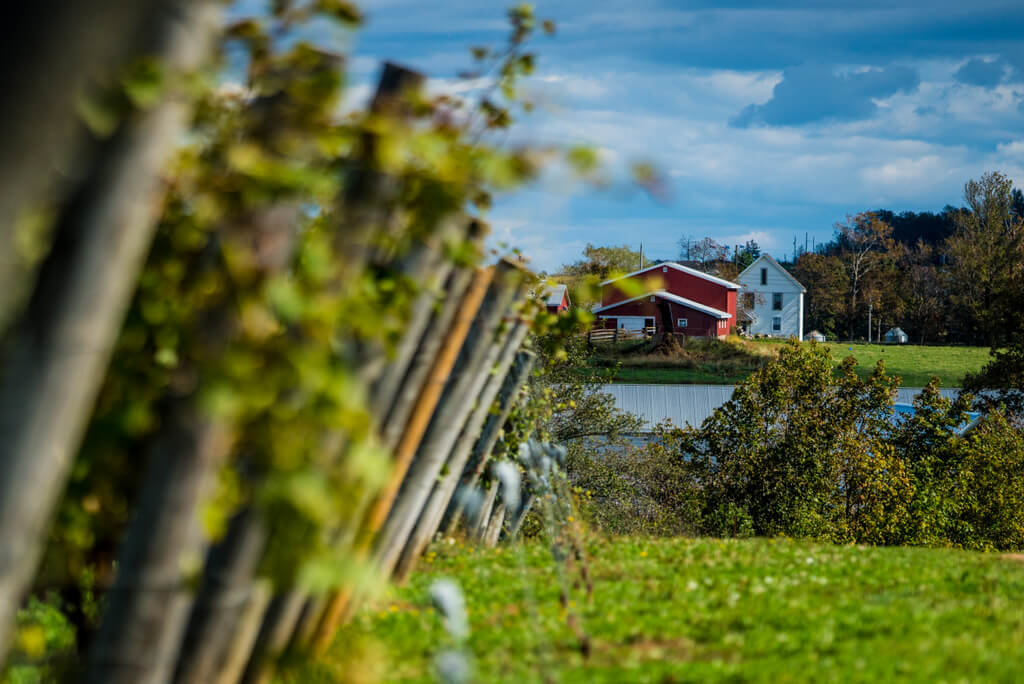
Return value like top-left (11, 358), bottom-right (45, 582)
top-left (342, 0), bottom-right (1024, 271)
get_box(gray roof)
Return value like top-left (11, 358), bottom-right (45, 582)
top-left (601, 383), bottom-right (962, 431)
top-left (544, 283), bottom-right (568, 307)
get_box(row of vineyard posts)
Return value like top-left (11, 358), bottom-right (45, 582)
top-left (0, 2), bottom-right (564, 681)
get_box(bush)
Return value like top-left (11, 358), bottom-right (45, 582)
top-left (679, 341), bottom-right (1024, 550)
top-left (567, 429), bottom-right (701, 537)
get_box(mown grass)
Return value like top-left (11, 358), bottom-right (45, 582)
top-left (317, 537), bottom-right (1024, 683)
top-left (816, 342), bottom-right (991, 387)
top-left (587, 339), bottom-right (991, 387)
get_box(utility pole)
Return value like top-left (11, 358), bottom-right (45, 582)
top-left (639, 242), bottom-right (644, 269)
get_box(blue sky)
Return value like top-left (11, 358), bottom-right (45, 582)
top-left (335, 1), bottom-right (1024, 271)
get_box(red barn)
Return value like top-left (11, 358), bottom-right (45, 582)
top-left (543, 283), bottom-right (570, 314)
top-left (593, 262), bottom-right (739, 338)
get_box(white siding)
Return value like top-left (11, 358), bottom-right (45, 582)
top-left (737, 258), bottom-right (804, 338)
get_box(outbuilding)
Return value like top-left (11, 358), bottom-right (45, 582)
top-left (543, 283), bottom-right (570, 314)
top-left (885, 327), bottom-right (909, 344)
top-left (804, 330), bottom-right (826, 342)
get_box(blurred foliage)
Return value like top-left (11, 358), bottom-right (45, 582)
top-left (20, 0), bottom-right (568, 676)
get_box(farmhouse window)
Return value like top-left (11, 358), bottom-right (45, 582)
top-left (761, 267), bottom-right (767, 285)
top-left (772, 292), bottom-right (783, 310)
top-left (743, 292), bottom-right (755, 308)
top-left (772, 316), bottom-right (782, 332)
top-left (677, 318), bottom-right (688, 328)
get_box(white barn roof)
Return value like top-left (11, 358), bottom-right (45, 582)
top-left (600, 261), bottom-right (741, 290)
top-left (592, 290), bottom-right (731, 319)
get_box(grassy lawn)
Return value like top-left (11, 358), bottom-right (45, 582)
top-left (322, 537), bottom-right (1024, 683)
top-left (589, 340), bottom-right (992, 387)
top-left (817, 342), bottom-right (991, 387)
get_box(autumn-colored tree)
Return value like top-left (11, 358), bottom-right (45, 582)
top-left (944, 171), bottom-right (1024, 346)
top-left (562, 243), bottom-right (643, 280)
top-left (835, 212), bottom-right (896, 339)
top-left (898, 241), bottom-right (946, 344)
top-left (791, 252), bottom-right (849, 338)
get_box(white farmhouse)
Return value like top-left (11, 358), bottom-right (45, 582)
top-left (736, 254), bottom-right (805, 339)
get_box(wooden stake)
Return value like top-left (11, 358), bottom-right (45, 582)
top-left (441, 350), bottom-right (536, 535)
top-left (0, 0), bottom-right (219, 662)
top-left (307, 265), bottom-right (494, 654)
top-left (392, 317), bottom-right (529, 582)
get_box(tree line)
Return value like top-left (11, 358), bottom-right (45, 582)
top-left (549, 172), bottom-right (1024, 350)
top-left (792, 172), bottom-right (1024, 346)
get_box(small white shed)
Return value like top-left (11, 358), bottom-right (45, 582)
top-left (804, 330), bottom-right (826, 342)
top-left (885, 327), bottom-right (908, 344)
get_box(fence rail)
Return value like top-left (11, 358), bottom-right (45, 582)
top-left (586, 327), bottom-right (656, 344)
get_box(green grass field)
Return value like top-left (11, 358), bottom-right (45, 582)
top-left (816, 342), bottom-right (991, 387)
top-left (593, 341), bottom-right (992, 387)
top-left (324, 537), bottom-right (1024, 683)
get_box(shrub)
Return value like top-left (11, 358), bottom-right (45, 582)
top-left (567, 429), bottom-right (701, 537)
top-left (679, 341), bottom-right (1024, 550)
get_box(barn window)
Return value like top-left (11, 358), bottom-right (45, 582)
top-left (772, 292), bottom-right (783, 310)
top-left (649, 296), bottom-right (655, 302)
top-left (677, 318), bottom-right (688, 328)
top-left (761, 267), bottom-right (767, 285)
top-left (772, 316), bottom-right (782, 332)
top-left (662, 266), bottom-right (668, 272)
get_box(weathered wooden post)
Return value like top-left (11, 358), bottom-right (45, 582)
top-left (391, 318), bottom-right (530, 581)
top-left (85, 202), bottom-right (298, 684)
top-left (300, 265), bottom-right (496, 657)
top-left (175, 62), bottom-right (435, 683)
top-left (482, 500), bottom-right (507, 547)
top-left (469, 481), bottom-right (499, 543)
top-left (371, 262), bottom-right (525, 572)
top-left (0, 0), bottom-right (219, 662)
top-left (440, 349), bottom-right (536, 536)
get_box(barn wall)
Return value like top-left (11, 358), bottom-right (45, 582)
top-left (601, 265), bottom-right (738, 331)
top-left (597, 296), bottom-right (722, 337)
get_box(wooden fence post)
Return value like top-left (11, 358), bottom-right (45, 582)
top-left (440, 350), bottom-right (536, 536)
top-left (174, 62), bottom-right (434, 684)
top-left (370, 262), bottom-right (525, 575)
top-left (390, 316), bottom-right (529, 583)
top-left (469, 481), bottom-right (499, 543)
top-left (482, 500), bottom-right (507, 547)
top-left (301, 265), bottom-right (497, 656)
top-left (85, 204), bottom-right (299, 684)
top-left (0, 0), bottom-right (219, 662)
